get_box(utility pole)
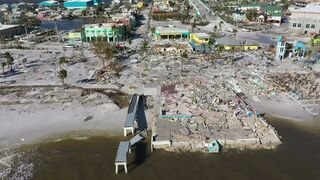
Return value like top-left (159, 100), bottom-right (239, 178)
top-left (55, 22), bottom-right (60, 42)
top-left (24, 26), bottom-right (28, 35)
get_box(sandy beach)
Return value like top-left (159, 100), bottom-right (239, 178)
top-left (246, 93), bottom-right (315, 121)
top-left (0, 86), bottom-right (152, 146)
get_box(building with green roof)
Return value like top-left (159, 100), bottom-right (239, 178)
top-left (238, 3), bottom-right (283, 24)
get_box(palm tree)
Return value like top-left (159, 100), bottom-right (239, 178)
top-left (208, 36), bottom-right (215, 53)
top-left (1, 62), bottom-right (6, 74)
top-left (58, 69), bottom-right (67, 85)
top-left (219, 21), bottom-right (223, 30)
top-left (105, 44), bottom-right (116, 65)
top-left (5, 52), bottom-right (14, 71)
top-left (192, 19), bottom-right (196, 32)
top-left (59, 56), bottom-right (66, 68)
top-left (214, 25), bottom-right (218, 32)
top-left (141, 40), bottom-right (148, 57)
top-left (128, 38), bottom-right (132, 46)
top-left (240, 40), bottom-right (246, 51)
top-left (92, 40), bottom-right (107, 68)
top-left (111, 24), bottom-right (116, 46)
top-left (302, 50), bottom-right (313, 68)
top-left (0, 36), bottom-right (6, 49)
top-left (233, 29), bottom-right (238, 36)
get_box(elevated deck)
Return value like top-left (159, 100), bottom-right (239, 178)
top-left (115, 141), bottom-right (130, 174)
top-left (129, 134), bottom-right (144, 146)
top-left (123, 94), bottom-right (140, 136)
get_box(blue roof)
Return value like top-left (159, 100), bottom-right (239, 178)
top-left (277, 36), bottom-right (283, 42)
top-left (294, 41), bottom-right (306, 51)
top-left (38, 1), bottom-right (60, 7)
top-left (64, 0), bottom-right (94, 8)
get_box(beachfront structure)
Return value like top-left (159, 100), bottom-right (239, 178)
top-left (84, 23), bottom-right (126, 42)
top-left (111, 13), bottom-right (136, 31)
top-left (189, 33), bottom-right (212, 53)
top-left (263, 5), bottom-right (283, 25)
top-left (215, 37), bottom-right (259, 51)
top-left (154, 26), bottom-right (190, 41)
top-left (276, 36), bottom-right (307, 61)
top-left (68, 32), bottom-right (85, 44)
top-left (38, 1), bottom-right (60, 7)
top-left (0, 4), bottom-right (9, 12)
top-left (0, 24), bottom-right (24, 39)
top-left (289, 4), bottom-right (320, 34)
top-left (189, 33), bottom-right (209, 46)
top-left (154, 42), bottom-right (193, 53)
top-left (64, 0), bottom-right (95, 9)
top-left (5, 12), bottom-right (22, 24)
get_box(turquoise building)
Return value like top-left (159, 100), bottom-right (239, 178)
top-left (63, 0), bottom-right (100, 9)
top-left (93, 0), bottom-right (102, 5)
top-left (83, 23), bottom-right (126, 42)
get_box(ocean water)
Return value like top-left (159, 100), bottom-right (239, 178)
top-left (40, 19), bottom-right (89, 30)
top-left (1, 117), bottom-right (320, 180)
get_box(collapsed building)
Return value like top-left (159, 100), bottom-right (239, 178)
top-left (275, 36), bottom-right (307, 61)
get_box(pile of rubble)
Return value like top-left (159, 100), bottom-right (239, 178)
top-left (268, 72), bottom-right (320, 100)
top-left (157, 68), bottom-right (281, 151)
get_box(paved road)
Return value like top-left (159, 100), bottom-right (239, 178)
top-left (130, 6), bottom-right (152, 49)
top-left (236, 32), bottom-right (277, 45)
top-left (190, 0), bottom-right (233, 31)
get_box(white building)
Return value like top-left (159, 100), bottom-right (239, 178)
top-left (289, 4), bottom-right (320, 34)
top-left (0, 24), bottom-right (24, 39)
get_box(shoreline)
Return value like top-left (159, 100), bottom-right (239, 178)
top-left (0, 85), bottom-right (313, 153)
top-left (0, 86), bottom-right (142, 147)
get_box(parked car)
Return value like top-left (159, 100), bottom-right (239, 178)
top-left (241, 28), bottom-right (251, 32)
top-left (63, 44), bottom-right (74, 48)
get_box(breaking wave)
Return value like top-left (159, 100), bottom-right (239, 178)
top-left (0, 144), bottom-right (34, 180)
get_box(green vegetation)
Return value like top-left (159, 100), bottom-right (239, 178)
top-left (1, 62), bottom-right (6, 74)
top-left (152, 13), bottom-right (189, 22)
top-left (92, 41), bottom-right (116, 69)
top-left (181, 52), bottom-right (188, 59)
top-left (245, 9), bottom-right (258, 21)
top-left (58, 69), bottom-right (67, 85)
top-left (5, 52), bottom-right (14, 71)
top-left (59, 56), bottom-right (67, 68)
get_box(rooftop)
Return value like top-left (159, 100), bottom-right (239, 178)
top-left (0, 24), bottom-right (19, 31)
top-left (216, 37), bottom-right (258, 46)
top-left (84, 23), bottom-right (123, 29)
top-left (193, 33), bottom-right (209, 39)
top-left (155, 26), bottom-right (189, 33)
top-left (291, 4), bottom-right (320, 13)
top-left (234, 9), bottom-right (245, 15)
top-left (38, 0), bottom-right (60, 6)
top-left (65, 0), bottom-right (93, 2)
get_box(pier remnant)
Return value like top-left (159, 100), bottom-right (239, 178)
top-left (124, 94), bottom-right (140, 136)
top-left (115, 141), bottom-right (130, 174)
